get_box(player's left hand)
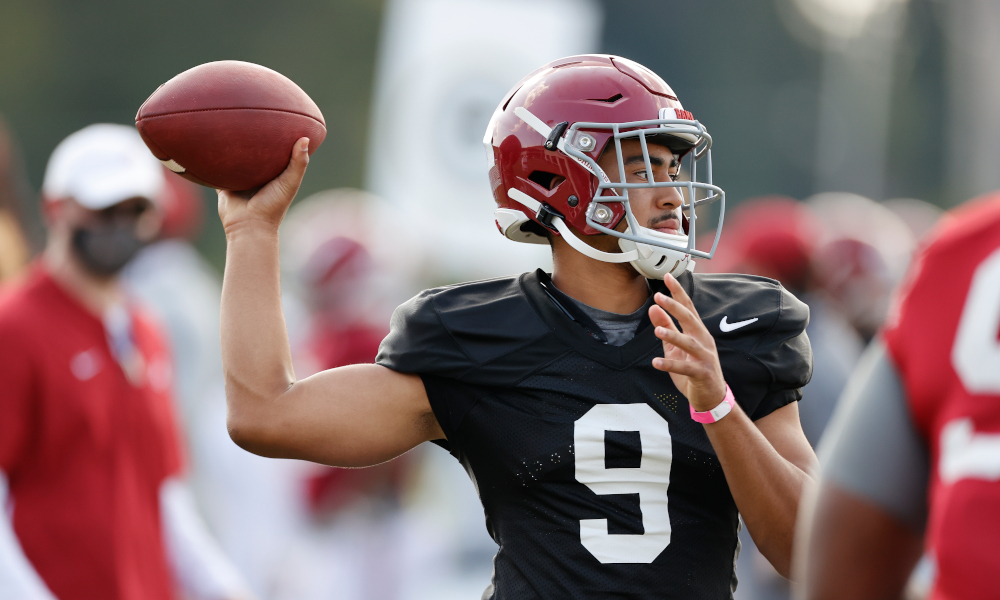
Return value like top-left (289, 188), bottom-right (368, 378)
top-left (649, 274), bottom-right (728, 413)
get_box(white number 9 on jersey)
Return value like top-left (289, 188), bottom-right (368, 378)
top-left (574, 404), bottom-right (673, 563)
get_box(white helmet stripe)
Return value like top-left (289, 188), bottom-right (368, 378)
top-left (514, 106), bottom-right (552, 138)
top-left (514, 106), bottom-right (610, 183)
top-left (507, 186), bottom-right (541, 212)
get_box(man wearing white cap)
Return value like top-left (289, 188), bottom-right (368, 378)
top-left (0, 124), bottom-right (251, 600)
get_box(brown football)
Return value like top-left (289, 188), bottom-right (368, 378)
top-left (135, 61), bottom-right (326, 191)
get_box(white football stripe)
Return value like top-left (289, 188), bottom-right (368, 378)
top-left (160, 158), bottom-right (186, 173)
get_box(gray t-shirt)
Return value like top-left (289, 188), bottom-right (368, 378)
top-left (565, 295), bottom-right (652, 346)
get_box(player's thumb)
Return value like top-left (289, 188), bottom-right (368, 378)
top-left (269, 137), bottom-right (310, 204)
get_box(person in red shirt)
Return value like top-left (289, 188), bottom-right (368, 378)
top-left (292, 234), bottom-right (409, 514)
top-left (797, 192), bottom-right (1000, 599)
top-left (0, 124), bottom-right (250, 600)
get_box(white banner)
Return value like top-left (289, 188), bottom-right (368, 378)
top-left (366, 0), bottom-right (603, 283)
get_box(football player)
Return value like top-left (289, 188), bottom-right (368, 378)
top-left (218, 55), bottom-right (816, 598)
top-left (797, 193), bottom-right (1000, 600)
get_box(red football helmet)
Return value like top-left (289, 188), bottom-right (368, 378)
top-left (484, 55), bottom-right (725, 278)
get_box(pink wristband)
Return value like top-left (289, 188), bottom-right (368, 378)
top-left (689, 385), bottom-right (736, 423)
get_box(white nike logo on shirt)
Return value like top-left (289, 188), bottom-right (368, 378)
top-left (719, 316), bottom-right (758, 332)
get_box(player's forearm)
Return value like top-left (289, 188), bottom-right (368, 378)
top-left (704, 407), bottom-right (810, 578)
top-left (799, 484), bottom-right (923, 600)
top-left (220, 221), bottom-right (296, 446)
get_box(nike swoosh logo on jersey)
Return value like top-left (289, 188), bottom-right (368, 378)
top-left (719, 316), bottom-right (758, 332)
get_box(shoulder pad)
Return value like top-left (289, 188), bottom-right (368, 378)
top-left (690, 273), bottom-right (813, 418)
top-left (691, 274), bottom-right (807, 347)
top-left (376, 275), bottom-right (557, 385)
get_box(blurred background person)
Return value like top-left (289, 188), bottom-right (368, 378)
top-left (797, 191), bottom-right (1000, 600)
top-left (276, 189), bottom-right (414, 600)
top-left (883, 198), bottom-right (945, 243)
top-left (704, 195), bottom-right (869, 447)
top-left (703, 196), bottom-right (866, 600)
top-left (125, 171), bottom-right (216, 430)
top-left (280, 189), bottom-right (423, 359)
top-left (806, 192), bottom-right (917, 343)
top-left (0, 124), bottom-right (250, 600)
top-left (123, 172), bottom-right (303, 600)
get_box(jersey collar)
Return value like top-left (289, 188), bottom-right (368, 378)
top-left (535, 271), bottom-right (608, 344)
top-left (522, 269), bottom-right (671, 367)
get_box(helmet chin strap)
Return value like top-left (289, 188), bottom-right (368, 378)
top-left (507, 188), bottom-right (638, 264)
top-left (550, 216), bottom-right (638, 263)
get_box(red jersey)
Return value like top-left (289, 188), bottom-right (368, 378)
top-left (301, 321), bottom-right (407, 514)
top-left (0, 265), bottom-right (183, 600)
top-left (883, 194), bottom-right (1000, 600)
top-left (307, 322), bottom-right (385, 372)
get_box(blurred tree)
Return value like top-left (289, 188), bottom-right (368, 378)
top-left (0, 0), bottom-right (385, 270)
top-left (882, 0), bottom-right (948, 205)
top-left (599, 0), bottom-right (824, 204)
top-left (600, 0), bottom-right (952, 209)
top-left (0, 0), bottom-right (962, 273)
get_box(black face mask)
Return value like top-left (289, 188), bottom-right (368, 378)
top-left (71, 221), bottom-right (147, 277)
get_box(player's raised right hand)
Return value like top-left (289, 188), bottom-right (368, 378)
top-left (650, 274), bottom-right (728, 413)
top-left (217, 137), bottom-right (310, 235)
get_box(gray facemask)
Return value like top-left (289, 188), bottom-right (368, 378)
top-left (71, 221), bottom-right (146, 277)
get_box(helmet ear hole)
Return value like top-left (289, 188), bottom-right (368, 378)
top-left (520, 220), bottom-right (551, 239)
top-left (527, 171), bottom-right (566, 191)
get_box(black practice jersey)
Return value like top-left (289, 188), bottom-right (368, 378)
top-left (376, 270), bottom-right (812, 600)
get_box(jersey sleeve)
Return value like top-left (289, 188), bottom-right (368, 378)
top-left (375, 289), bottom-right (475, 380)
top-left (376, 277), bottom-right (558, 453)
top-left (747, 284), bottom-right (813, 420)
top-left (0, 318), bottom-right (37, 476)
top-left (701, 275), bottom-right (813, 421)
top-left (376, 289), bottom-right (481, 452)
top-left (818, 339), bottom-right (928, 530)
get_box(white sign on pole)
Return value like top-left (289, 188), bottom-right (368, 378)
top-left (367, 0), bottom-right (603, 283)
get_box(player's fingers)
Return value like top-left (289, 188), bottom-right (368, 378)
top-left (655, 325), bottom-right (700, 353)
top-left (660, 337), bottom-right (681, 356)
top-left (655, 326), bottom-right (707, 359)
top-left (664, 275), bottom-right (711, 341)
top-left (664, 345), bottom-right (688, 364)
top-left (654, 292), bottom-right (702, 335)
top-left (260, 137), bottom-right (310, 204)
top-left (649, 304), bottom-right (678, 331)
top-left (217, 189), bottom-right (227, 219)
top-left (664, 273), bottom-right (699, 316)
top-left (652, 357), bottom-right (700, 377)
